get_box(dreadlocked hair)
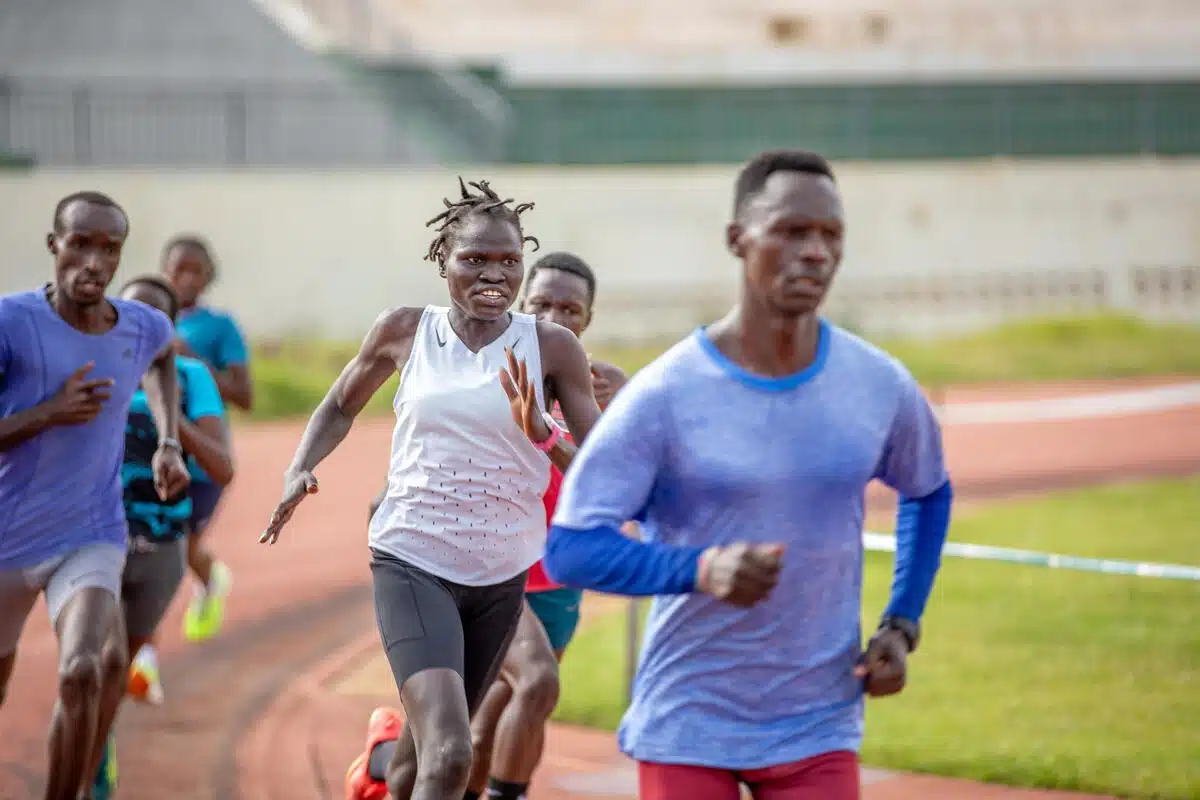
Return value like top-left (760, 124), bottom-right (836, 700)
top-left (424, 178), bottom-right (539, 270)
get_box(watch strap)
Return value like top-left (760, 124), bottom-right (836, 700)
top-left (878, 615), bottom-right (920, 653)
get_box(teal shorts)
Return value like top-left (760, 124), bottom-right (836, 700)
top-left (525, 586), bottom-right (583, 652)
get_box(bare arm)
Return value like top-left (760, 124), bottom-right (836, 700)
top-left (369, 484), bottom-right (386, 522)
top-left (286, 309), bottom-right (416, 476)
top-left (143, 349), bottom-right (192, 499)
top-left (589, 359), bottom-right (629, 410)
top-left (262, 308), bottom-right (419, 545)
top-left (211, 363), bottom-right (253, 411)
top-left (180, 415), bottom-right (235, 486)
top-left (540, 321), bottom-right (601, 465)
top-left (0, 404), bottom-right (56, 452)
top-left (143, 348), bottom-right (181, 443)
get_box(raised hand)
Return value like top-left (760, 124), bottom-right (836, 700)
top-left (49, 362), bottom-right (114, 426)
top-left (499, 346), bottom-right (552, 446)
top-left (588, 358), bottom-right (627, 410)
top-left (260, 469), bottom-right (319, 545)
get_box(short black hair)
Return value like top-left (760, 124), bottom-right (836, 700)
top-left (53, 190), bottom-right (129, 234)
top-left (732, 150), bottom-right (836, 218)
top-left (162, 233), bottom-right (218, 280)
top-left (525, 251), bottom-right (597, 306)
top-left (424, 178), bottom-right (539, 267)
top-left (120, 274), bottom-right (180, 321)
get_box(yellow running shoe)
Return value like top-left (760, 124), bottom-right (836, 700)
top-left (184, 561), bottom-right (233, 642)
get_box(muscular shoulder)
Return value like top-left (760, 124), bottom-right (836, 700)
top-left (360, 306), bottom-right (426, 364)
top-left (372, 306), bottom-right (424, 341)
top-left (535, 319), bottom-right (587, 371)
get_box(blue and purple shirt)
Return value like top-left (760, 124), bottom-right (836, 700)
top-left (0, 288), bottom-right (174, 568)
top-left (549, 321), bottom-right (950, 769)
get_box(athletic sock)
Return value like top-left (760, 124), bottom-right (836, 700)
top-left (486, 779), bottom-right (528, 799)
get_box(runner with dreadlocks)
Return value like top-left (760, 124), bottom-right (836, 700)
top-left (261, 178), bottom-right (602, 800)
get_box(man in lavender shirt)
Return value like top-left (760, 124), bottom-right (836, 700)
top-left (545, 151), bottom-right (953, 800)
top-left (0, 191), bottom-right (189, 799)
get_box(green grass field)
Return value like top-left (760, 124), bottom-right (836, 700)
top-left (244, 315), bottom-right (1200, 420)
top-left (553, 478), bottom-right (1200, 799)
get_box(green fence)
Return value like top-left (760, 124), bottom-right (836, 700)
top-left (498, 81), bottom-right (1200, 164)
top-left (354, 66), bottom-right (1200, 163)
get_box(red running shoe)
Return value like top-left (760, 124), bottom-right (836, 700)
top-left (344, 707), bottom-right (403, 800)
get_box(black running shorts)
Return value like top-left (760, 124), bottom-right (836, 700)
top-left (370, 548), bottom-right (526, 711)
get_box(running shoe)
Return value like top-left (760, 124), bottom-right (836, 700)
top-left (91, 732), bottom-right (118, 800)
top-left (127, 646), bottom-right (165, 706)
top-left (344, 706), bottom-right (403, 800)
top-left (184, 561), bottom-right (233, 642)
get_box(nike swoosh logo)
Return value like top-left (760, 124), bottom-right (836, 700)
top-left (510, 336), bottom-right (521, 350)
top-left (434, 327), bottom-right (447, 347)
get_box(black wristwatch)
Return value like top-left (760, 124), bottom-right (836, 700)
top-left (877, 615), bottom-right (921, 653)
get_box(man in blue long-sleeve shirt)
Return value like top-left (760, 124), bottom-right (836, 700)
top-left (545, 150), bottom-right (954, 800)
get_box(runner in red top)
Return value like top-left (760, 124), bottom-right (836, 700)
top-left (347, 251), bottom-right (626, 800)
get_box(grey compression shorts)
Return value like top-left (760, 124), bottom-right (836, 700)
top-left (122, 539), bottom-right (186, 639)
top-left (0, 542), bottom-right (126, 656)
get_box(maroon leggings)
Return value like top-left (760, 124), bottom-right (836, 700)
top-left (638, 750), bottom-right (860, 800)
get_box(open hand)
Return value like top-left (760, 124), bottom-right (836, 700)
top-left (589, 359), bottom-right (627, 409)
top-left (854, 627), bottom-right (909, 697)
top-left (49, 362), bottom-right (113, 426)
top-left (697, 542), bottom-right (786, 607)
top-left (499, 347), bottom-right (552, 445)
top-left (260, 469), bottom-right (319, 545)
top-left (151, 444), bottom-right (190, 500)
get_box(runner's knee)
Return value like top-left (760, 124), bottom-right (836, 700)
top-left (58, 652), bottom-right (103, 711)
top-left (99, 639), bottom-right (128, 686)
top-left (409, 735), bottom-right (474, 793)
top-left (512, 661), bottom-right (560, 718)
top-left (471, 716), bottom-right (495, 755)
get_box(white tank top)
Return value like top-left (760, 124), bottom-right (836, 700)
top-left (368, 306), bottom-right (551, 586)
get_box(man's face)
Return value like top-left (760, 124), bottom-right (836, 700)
top-left (727, 171), bottom-right (845, 317)
top-left (47, 200), bottom-right (129, 306)
top-left (522, 267), bottom-right (592, 338)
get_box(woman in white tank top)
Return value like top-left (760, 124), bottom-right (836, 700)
top-left (260, 179), bottom-right (601, 800)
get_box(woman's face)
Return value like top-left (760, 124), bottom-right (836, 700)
top-left (443, 214), bottom-right (525, 321)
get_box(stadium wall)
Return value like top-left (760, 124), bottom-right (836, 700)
top-left (1, 158), bottom-right (1196, 343)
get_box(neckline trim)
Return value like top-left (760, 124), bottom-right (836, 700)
top-left (693, 319), bottom-right (830, 392)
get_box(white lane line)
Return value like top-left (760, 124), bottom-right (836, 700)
top-left (939, 382), bottom-right (1200, 425)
